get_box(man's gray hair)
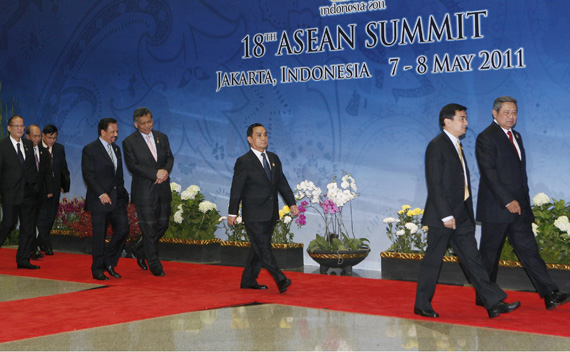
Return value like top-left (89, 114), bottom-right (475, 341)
top-left (493, 96), bottom-right (517, 111)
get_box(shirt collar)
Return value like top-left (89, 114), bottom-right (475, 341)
top-left (99, 137), bottom-right (112, 149)
top-left (493, 119), bottom-right (512, 134)
top-left (251, 148), bottom-right (267, 158)
top-left (9, 136), bottom-right (22, 146)
top-left (443, 129), bottom-right (460, 146)
top-left (139, 130), bottom-right (154, 139)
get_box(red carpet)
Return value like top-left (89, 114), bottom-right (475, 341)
top-left (0, 248), bottom-right (569, 343)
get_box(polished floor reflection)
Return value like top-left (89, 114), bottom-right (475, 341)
top-left (2, 303), bottom-right (570, 351)
top-left (1, 271), bottom-right (570, 351)
top-left (0, 275), bottom-right (101, 302)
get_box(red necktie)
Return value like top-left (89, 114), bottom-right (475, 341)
top-left (507, 131), bottom-right (520, 159)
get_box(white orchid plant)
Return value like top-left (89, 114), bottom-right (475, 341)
top-left (295, 172), bottom-right (369, 252)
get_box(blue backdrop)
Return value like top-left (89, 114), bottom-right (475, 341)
top-left (1, 0), bottom-right (569, 270)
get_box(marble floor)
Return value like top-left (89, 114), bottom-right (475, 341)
top-left (1, 267), bottom-right (570, 351)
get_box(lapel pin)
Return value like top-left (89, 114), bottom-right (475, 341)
top-left (272, 163), bottom-right (275, 167)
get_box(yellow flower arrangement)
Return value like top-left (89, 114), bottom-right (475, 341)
top-left (383, 204), bottom-right (428, 253)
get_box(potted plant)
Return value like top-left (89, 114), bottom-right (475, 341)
top-left (380, 204), bottom-right (458, 283)
top-left (381, 195), bottom-right (570, 291)
top-left (50, 196), bottom-right (141, 253)
top-left (219, 205), bottom-right (305, 268)
top-left (383, 205), bottom-right (428, 254)
top-left (158, 182), bottom-right (222, 263)
top-left (295, 172), bottom-right (370, 274)
top-left (503, 192), bottom-right (570, 265)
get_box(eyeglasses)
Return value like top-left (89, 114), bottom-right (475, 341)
top-left (9, 124), bottom-right (25, 128)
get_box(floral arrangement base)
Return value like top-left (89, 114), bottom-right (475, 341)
top-left (158, 238), bottom-right (221, 264)
top-left (308, 248), bottom-right (370, 275)
top-left (220, 241), bottom-right (304, 269)
top-left (380, 252), bottom-right (570, 292)
top-left (51, 231), bottom-right (92, 254)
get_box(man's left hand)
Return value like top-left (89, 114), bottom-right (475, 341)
top-left (290, 205), bottom-right (299, 217)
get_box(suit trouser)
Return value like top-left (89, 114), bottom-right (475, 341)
top-left (241, 220), bottom-right (286, 287)
top-left (0, 201), bottom-right (38, 265)
top-left (132, 201), bottom-right (170, 273)
top-left (90, 206), bottom-right (129, 275)
top-left (415, 220), bottom-right (506, 311)
top-left (480, 220), bottom-right (558, 297)
top-left (37, 200), bottom-right (60, 250)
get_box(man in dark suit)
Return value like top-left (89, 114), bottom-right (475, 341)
top-left (414, 104), bottom-right (520, 319)
top-left (123, 107), bottom-right (174, 276)
top-left (25, 124), bottom-right (54, 260)
top-left (0, 116), bottom-right (51, 269)
top-left (228, 123), bottom-right (298, 293)
top-left (476, 96), bottom-right (570, 310)
top-left (35, 124), bottom-right (70, 256)
top-left (81, 118), bottom-right (129, 280)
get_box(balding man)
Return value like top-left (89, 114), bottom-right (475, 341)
top-left (25, 124), bottom-right (53, 259)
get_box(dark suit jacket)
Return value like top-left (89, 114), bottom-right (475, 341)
top-left (0, 137), bottom-right (49, 205)
top-left (122, 130), bottom-right (174, 205)
top-left (228, 150), bottom-right (296, 223)
top-left (40, 142), bottom-right (70, 203)
top-left (422, 132), bottom-right (474, 228)
top-left (81, 139), bottom-right (129, 213)
top-left (476, 122), bottom-right (533, 223)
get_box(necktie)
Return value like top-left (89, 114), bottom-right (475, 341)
top-left (49, 149), bottom-right (53, 168)
top-left (34, 149), bottom-right (39, 171)
top-left (107, 143), bottom-right (117, 172)
top-left (507, 131), bottom-right (520, 160)
top-left (16, 143), bottom-right (25, 165)
top-left (456, 141), bottom-right (469, 201)
top-left (146, 135), bottom-right (157, 161)
top-left (261, 152), bottom-right (271, 181)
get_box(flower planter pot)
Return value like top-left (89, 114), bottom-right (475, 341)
top-left (220, 241), bottom-right (304, 269)
top-left (308, 248), bottom-right (370, 275)
top-left (380, 251), bottom-right (570, 292)
top-left (158, 238), bottom-right (221, 264)
top-left (51, 231), bottom-right (92, 254)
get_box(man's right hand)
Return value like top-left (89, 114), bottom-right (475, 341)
top-left (100, 193), bottom-right (112, 205)
top-left (227, 216), bottom-right (236, 226)
top-left (154, 169), bottom-right (169, 184)
top-left (506, 200), bottom-right (522, 215)
top-left (443, 218), bottom-right (456, 230)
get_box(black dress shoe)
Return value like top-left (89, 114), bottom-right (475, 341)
top-left (545, 290), bottom-right (570, 310)
top-left (93, 273), bottom-right (109, 280)
top-left (105, 265), bottom-right (121, 278)
top-left (17, 262), bottom-right (40, 269)
top-left (487, 301), bottom-right (520, 318)
top-left (414, 308), bottom-right (439, 318)
top-left (45, 248), bottom-right (54, 255)
top-left (137, 258), bottom-right (148, 270)
top-left (241, 284), bottom-right (268, 290)
top-left (151, 269), bottom-right (165, 276)
top-left (278, 278), bottom-right (291, 293)
top-left (31, 249), bottom-right (44, 260)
